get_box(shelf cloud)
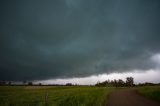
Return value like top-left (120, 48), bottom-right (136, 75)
top-left (0, 0), bottom-right (160, 81)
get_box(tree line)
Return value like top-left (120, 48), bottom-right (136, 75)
top-left (0, 76), bottom-right (160, 86)
top-left (95, 77), bottom-right (134, 87)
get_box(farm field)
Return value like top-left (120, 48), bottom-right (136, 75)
top-left (1, 86), bottom-right (160, 106)
top-left (0, 86), bottom-right (113, 106)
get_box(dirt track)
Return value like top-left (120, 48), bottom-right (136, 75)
top-left (107, 89), bottom-right (160, 106)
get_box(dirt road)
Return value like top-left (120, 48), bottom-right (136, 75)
top-left (107, 89), bottom-right (160, 106)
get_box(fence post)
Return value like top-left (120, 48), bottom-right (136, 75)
top-left (44, 92), bottom-right (48, 106)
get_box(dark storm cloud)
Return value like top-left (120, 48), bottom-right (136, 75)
top-left (0, 0), bottom-right (160, 80)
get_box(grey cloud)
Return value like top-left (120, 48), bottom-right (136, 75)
top-left (0, 0), bottom-right (160, 80)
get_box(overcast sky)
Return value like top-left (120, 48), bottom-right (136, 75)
top-left (0, 0), bottom-right (160, 82)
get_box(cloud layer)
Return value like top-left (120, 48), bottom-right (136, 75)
top-left (0, 0), bottom-right (160, 80)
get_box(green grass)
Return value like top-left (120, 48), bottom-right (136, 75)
top-left (0, 86), bottom-right (113, 106)
top-left (137, 86), bottom-right (160, 102)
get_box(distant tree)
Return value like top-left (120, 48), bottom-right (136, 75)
top-left (95, 80), bottom-right (111, 87)
top-left (28, 82), bottom-right (33, 86)
top-left (38, 83), bottom-right (42, 86)
top-left (103, 80), bottom-right (110, 85)
top-left (66, 83), bottom-right (72, 86)
top-left (8, 81), bottom-right (12, 85)
top-left (126, 77), bottom-right (134, 87)
top-left (95, 77), bottom-right (136, 87)
top-left (117, 79), bottom-right (125, 87)
top-left (0, 81), bottom-right (6, 86)
top-left (95, 81), bottom-right (101, 86)
top-left (23, 81), bottom-right (27, 85)
top-left (113, 79), bottom-right (118, 87)
top-left (138, 82), bottom-right (154, 86)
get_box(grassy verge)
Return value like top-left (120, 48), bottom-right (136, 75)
top-left (137, 86), bottom-right (160, 102)
top-left (0, 86), bottom-right (113, 106)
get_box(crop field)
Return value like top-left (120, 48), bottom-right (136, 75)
top-left (0, 86), bottom-right (113, 106)
top-left (137, 86), bottom-right (160, 102)
top-left (1, 85), bottom-right (160, 106)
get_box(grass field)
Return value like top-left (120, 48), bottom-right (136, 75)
top-left (137, 86), bottom-right (160, 102)
top-left (0, 86), bottom-right (113, 106)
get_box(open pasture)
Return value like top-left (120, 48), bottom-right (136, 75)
top-left (0, 86), bottom-right (112, 106)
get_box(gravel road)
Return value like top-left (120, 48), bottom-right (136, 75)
top-left (107, 89), bottom-right (160, 106)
